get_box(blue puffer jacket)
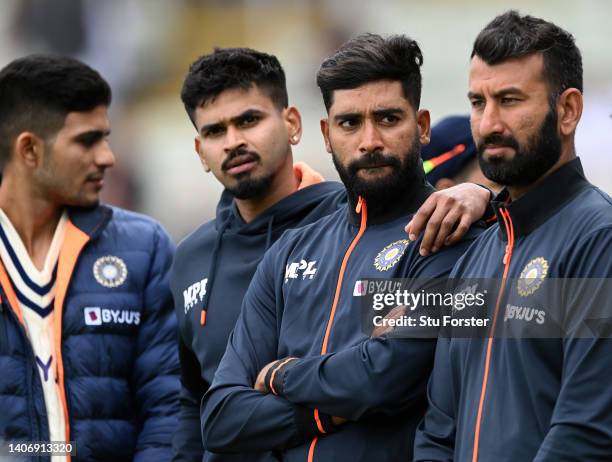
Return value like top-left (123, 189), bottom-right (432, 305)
top-left (0, 205), bottom-right (180, 461)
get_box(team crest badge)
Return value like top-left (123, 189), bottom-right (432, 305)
top-left (517, 257), bottom-right (549, 296)
top-left (374, 240), bottom-right (410, 272)
top-left (93, 256), bottom-right (128, 288)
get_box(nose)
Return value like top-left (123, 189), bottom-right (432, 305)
top-left (95, 140), bottom-right (115, 169)
top-left (476, 101), bottom-right (505, 139)
top-left (223, 125), bottom-right (247, 153)
top-left (358, 119), bottom-right (384, 154)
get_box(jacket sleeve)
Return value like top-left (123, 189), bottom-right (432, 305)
top-left (269, 236), bottom-right (474, 421)
top-left (200, 244), bottom-right (334, 454)
top-left (132, 223), bottom-right (181, 462)
top-left (171, 337), bottom-right (208, 462)
top-left (534, 227), bottom-right (612, 461)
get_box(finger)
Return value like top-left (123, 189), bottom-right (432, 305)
top-left (408, 195), bottom-right (438, 241)
top-left (432, 207), bottom-right (464, 252)
top-left (419, 201), bottom-right (452, 256)
top-left (444, 214), bottom-right (472, 246)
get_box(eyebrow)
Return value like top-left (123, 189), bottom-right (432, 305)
top-left (333, 107), bottom-right (405, 122)
top-left (73, 129), bottom-right (110, 142)
top-left (200, 108), bottom-right (265, 135)
top-left (468, 87), bottom-right (527, 99)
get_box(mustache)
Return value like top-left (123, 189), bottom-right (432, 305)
top-left (221, 147), bottom-right (261, 171)
top-left (477, 134), bottom-right (520, 155)
top-left (347, 151), bottom-right (401, 174)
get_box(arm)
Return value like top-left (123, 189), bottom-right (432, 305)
top-left (259, 240), bottom-right (474, 420)
top-left (132, 224), bottom-right (181, 462)
top-left (534, 228), bottom-right (612, 461)
top-left (412, 337), bottom-right (456, 462)
top-left (171, 338), bottom-right (208, 462)
top-left (200, 245), bottom-right (334, 454)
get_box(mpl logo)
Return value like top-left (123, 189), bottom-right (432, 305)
top-left (183, 278), bottom-right (208, 314)
top-left (353, 280), bottom-right (366, 296)
top-left (284, 260), bottom-right (318, 283)
top-left (84, 306), bottom-right (140, 326)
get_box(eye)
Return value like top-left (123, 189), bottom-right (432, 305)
top-left (501, 97), bottom-right (520, 105)
top-left (339, 118), bottom-right (359, 129)
top-left (238, 114), bottom-right (259, 127)
top-left (470, 99), bottom-right (484, 110)
top-left (380, 114), bottom-right (400, 125)
top-left (203, 126), bottom-right (225, 138)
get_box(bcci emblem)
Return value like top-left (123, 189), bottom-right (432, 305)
top-left (374, 240), bottom-right (410, 272)
top-left (517, 257), bottom-right (549, 296)
top-left (93, 256), bottom-right (128, 288)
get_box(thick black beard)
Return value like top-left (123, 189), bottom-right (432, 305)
top-left (477, 106), bottom-right (562, 187)
top-left (332, 136), bottom-right (422, 215)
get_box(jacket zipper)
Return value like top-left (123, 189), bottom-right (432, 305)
top-left (472, 207), bottom-right (514, 462)
top-left (307, 197), bottom-right (368, 462)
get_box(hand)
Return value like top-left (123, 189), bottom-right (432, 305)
top-left (371, 305), bottom-right (407, 337)
top-left (254, 360), bottom-right (277, 393)
top-left (405, 183), bottom-right (491, 256)
top-left (254, 357), bottom-right (297, 393)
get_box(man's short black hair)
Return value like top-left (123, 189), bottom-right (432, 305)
top-left (181, 47), bottom-right (289, 126)
top-left (472, 10), bottom-right (583, 97)
top-left (316, 33), bottom-right (424, 112)
top-left (0, 54), bottom-right (111, 170)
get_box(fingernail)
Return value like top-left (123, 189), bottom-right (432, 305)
top-left (431, 247), bottom-right (438, 253)
top-left (409, 234), bottom-right (416, 241)
top-left (420, 248), bottom-right (428, 256)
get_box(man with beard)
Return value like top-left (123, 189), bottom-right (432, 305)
top-left (200, 34), bottom-right (482, 462)
top-left (414, 11), bottom-right (612, 461)
top-left (171, 47), bottom-right (490, 462)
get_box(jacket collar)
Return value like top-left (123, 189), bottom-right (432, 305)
top-left (66, 204), bottom-right (113, 240)
top-left (493, 157), bottom-right (591, 240)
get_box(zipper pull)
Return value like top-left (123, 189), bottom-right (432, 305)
top-left (356, 196), bottom-right (364, 214)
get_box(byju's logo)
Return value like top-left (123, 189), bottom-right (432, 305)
top-left (84, 307), bottom-right (102, 325)
top-left (353, 280), bottom-right (366, 296)
top-left (84, 306), bottom-right (140, 326)
top-left (284, 260), bottom-right (318, 283)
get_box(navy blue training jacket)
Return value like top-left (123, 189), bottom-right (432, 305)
top-left (414, 158), bottom-right (612, 461)
top-left (170, 181), bottom-right (346, 462)
top-left (201, 178), bottom-right (482, 462)
top-left (0, 205), bottom-right (180, 461)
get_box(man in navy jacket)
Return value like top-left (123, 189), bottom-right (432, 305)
top-left (170, 47), bottom-right (491, 462)
top-left (0, 55), bottom-right (179, 460)
top-left (201, 34), bottom-right (483, 462)
top-left (413, 11), bottom-right (612, 461)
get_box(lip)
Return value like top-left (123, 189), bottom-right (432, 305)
top-left (224, 154), bottom-right (259, 175)
top-left (483, 146), bottom-right (514, 157)
top-left (87, 176), bottom-right (105, 189)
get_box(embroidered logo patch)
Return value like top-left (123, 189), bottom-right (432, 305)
top-left (517, 257), bottom-right (549, 296)
top-left (93, 256), bottom-right (128, 288)
top-left (374, 240), bottom-right (410, 272)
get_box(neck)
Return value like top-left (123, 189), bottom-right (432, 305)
top-left (0, 173), bottom-right (63, 266)
top-left (508, 145), bottom-right (576, 201)
top-left (235, 154), bottom-right (298, 223)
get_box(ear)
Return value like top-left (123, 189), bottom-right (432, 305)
top-left (557, 88), bottom-right (582, 137)
top-left (416, 109), bottom-right (431, 146)
top-left (14, 132), bottom-right (45, 169)
top-left (320, 118), bottom-right (332, 154)
top-left (284, 106), bottom-right (303, 145)
top-left (194, 136), bottom-right (211, 172)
